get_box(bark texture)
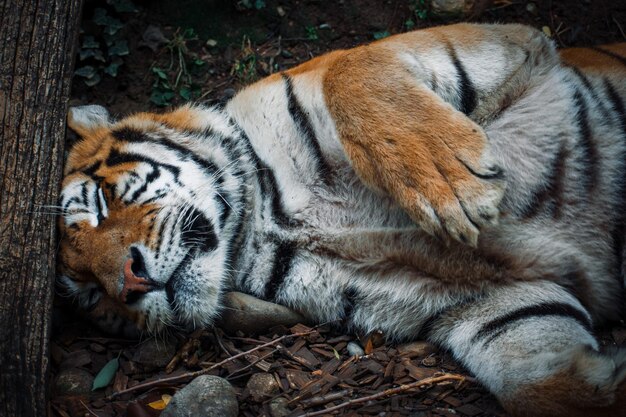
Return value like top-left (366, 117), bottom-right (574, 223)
top-left (0, 1), bottom-right (82, 416)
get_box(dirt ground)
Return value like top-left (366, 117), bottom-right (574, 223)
top-left (52, 1), bottom-right (626, 416)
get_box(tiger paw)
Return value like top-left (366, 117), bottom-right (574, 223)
top-left (391, 146), bottom-right (506, 247)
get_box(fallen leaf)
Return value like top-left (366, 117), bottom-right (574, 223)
top-left (92, 358), bottom-right (119, 391)
top-left (148, 394), bottom-right (172, 410)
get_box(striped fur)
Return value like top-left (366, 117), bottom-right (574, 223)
top-left (58, 24), bottom-right (626, 416)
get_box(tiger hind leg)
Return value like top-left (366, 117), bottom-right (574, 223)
top-left (426, 280), bottom-right (626, 417)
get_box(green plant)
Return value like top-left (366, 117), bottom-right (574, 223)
top-left (305, 26), bottom-right (319, 41)
top-left (236, 0), bottom-right (266, 10)
top-left (373, 30), bottom-right (391, 40)
top-left (230, 35), bottom-right (259, 84)
top-left (74, 0), bottom-right (137, 87)
top-left (409, 0), bottom-right (429, 21)
top-left (150, 28), bottom-right (205, 107)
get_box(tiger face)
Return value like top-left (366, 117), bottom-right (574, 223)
top-left (58, 104), bottom-right (250, 333)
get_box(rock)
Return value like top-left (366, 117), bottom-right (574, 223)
top-left (347, 341), bottom-right (365, 357)
top-left (397, 341), bottom-right (438, 357)
top-left (269, 397), bottom-right (291, 417)
top-left (429, 0), bottom-right (492, 17)
top-left (161, 375), bottom-right (238, 417)
top-left (218, 292), bottom-right (306, 334)
top-left (54, 368), bottom-right (94, 395)
top-left (132, 338), bottom-right (176, 370)
top-left (421, 356), bottom-right (438, 367)
top-left (525, 2), bottom-right (538, 15)
top-left (246, 372), bottom-right (280, 401)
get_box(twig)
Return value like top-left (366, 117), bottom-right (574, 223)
top-left (108, 329), bottom-right (316, 399)
top-left (614, 16), bottom-right (626, 41)
top-left (79, 400), bottom-right (99, 417)
top-left (297, 373), bottom-right (472, 417)
top-left (226, 350), bottom-right (277, 380)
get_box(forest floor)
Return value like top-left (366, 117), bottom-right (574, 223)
top-left (52, 0), bottom-right (626, 416)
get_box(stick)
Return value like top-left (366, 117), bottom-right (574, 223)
top-left (298, 374), bottom-right (472, 417)
top-left (108, 329), bottom-right (316, 399)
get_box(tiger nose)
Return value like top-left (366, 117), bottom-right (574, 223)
top-left (120, 248), bottom-right (157, 304)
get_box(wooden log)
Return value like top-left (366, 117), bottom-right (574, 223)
top-left (0, 0), bottom-right (83, 415)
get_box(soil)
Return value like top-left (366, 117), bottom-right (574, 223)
top-left (53, 1), bottom-right (626, 416)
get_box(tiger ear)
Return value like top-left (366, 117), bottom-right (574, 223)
top-left (67, 105), bottom-right (111, 137)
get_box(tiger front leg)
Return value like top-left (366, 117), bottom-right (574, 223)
top-left (324, 54), bottom-right (505, 246)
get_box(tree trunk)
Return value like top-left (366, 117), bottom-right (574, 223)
top-left (0, 1), bottom-right (82, 416)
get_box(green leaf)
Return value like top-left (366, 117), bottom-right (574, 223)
top-left (254, 0), bottom-right (266, 9)
top-left (108, 40), bottom-right (129, 56)
top-left (104, 18), bottom-right (124, 36)
top-left (84, 73), bottom-right (102, 87)
top-left (79, 48), bottom-right (105, 62)
top-left (150, 88), bottom-right (175, 107)
top-left (104, 62), bottom-right (122, 77)
top-left (405, 19), bottom-right (415, 30)
top-left (193, 58), bottom-right (205, 67)
top-left (373, 31), bottom-right (390, 40)
top-left (93, 8), bottom-right (109, 25)
top-left (108, 0), bottom-right (138, 13)
top-left (182, 28), bottom-right (196, 39)
top-left (75, 66), bottom-right (97, 78)
top-left (92, 358), bottom-right (119, 390)
top-left (179, 86), bottom-right (192, 100)
top-left (82, 36), bottom-right (100, 49)
top-left (152, 67), bottom-right (168, 80)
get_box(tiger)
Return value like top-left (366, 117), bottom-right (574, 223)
top-left (57, 23), bottom-right (626, 416)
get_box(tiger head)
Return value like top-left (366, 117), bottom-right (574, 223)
top-left (58, 104), bottom-right (252, 334)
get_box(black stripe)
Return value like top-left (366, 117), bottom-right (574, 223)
top-left (472, 302), bottom-right (592, 344)
top-left (106, 148), bottom-right (182, 185)
top-left (603, 78), bottom-right (626, 135)
top-left (264, 241), bottom-right (297, 301)
top-left (342, 286), bottom-right (359, 323)
top-left (518, 141), bottom-right (568, 219)
top-left (569, 67), bottom-right (611, 119)
top-left (129, 166), bottom-right (160, 204)
top-left (282, 73), bottom-right (332, 183)
top-left (591, 47), bottom-right (626, 67)
top-left (572, 88), bottom-right (598, 194)
top-left (447, 45), bottom-right (477, 115)
top-left (605, 78), bottom-right (626, 293)
top-left (238, 130), bottom-right (293, 226)
top-left (112, 127), bottom-right (223, 186)
top-left (180, 208), bottom-right (218, 252)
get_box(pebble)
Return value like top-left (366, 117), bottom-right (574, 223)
top-left (430, 0), bottom-right (467, 16)
top-left (347, 341), bottom-right (365, 357)
top-left (269, 397), bottom-right (291, 417)
top-left (161, 375), bottom-right (238, 417)
top-left (526, 2), bottom-right (538, 14)
top-left (54, 368), bottom-right (94, 395)
top-left (246, 372), bottom-right (280, 401)
top-left (218, 292), bottom-right (306, 334)
top-left (421, 356), bottom-right (438, 367)
top-left (397, 341), bottom-right (438, 357)
top-left (132, 338), bottom-right (176, 370)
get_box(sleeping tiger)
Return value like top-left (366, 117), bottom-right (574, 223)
top-left (58, 23), bottom-right (626, 416)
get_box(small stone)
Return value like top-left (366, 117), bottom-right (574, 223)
top-left (132, 338), bottom-right (176, 370)
top-left (89, 343), bottom-right (106, 353)
top-left (161, 375), bottom-right (238, 417)
top-left (54, 368), bottom-right (94, 395)
top-left (269, 397), bottom-right (291, 417)
top-left (218, 292), bottom-right (306, 334)
top-left (397, 341), bottom-right (438, 357)
top-left (347, 341), bottom-right (365, 357)
top-left (429, 0), bottom-right (488, 17)
top-left (246, 373), bottom-right (280, 401)
top-left (276, 6), bottom-right (286, 16)
top-left (525, 2), bottom-right (538, 14)
top-left (206, 39), bottom-right (218, 47)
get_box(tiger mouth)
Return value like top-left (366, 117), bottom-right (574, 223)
top-left (164, 249), bottom-right (195, 310)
